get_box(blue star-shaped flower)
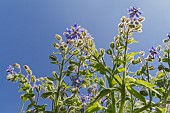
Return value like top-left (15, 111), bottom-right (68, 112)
top-left (128, 6), bottom-right (143, 20)
top-left (149, 47), bottom-right (160, 59)
top-left (6, 65), bottom-right (15, 74)
top-left (64, 23), bottom-right (93, 40)
top-left (70, 75), bottom-right (82, 88)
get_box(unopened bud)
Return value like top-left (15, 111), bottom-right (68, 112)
top-left (81, 84), bottom-right (86, 88)
top-left (138, 17), bottom-right (145, 22)
top-left (93, 84), bottom-right (97, 88)
top-left (49, 54), bottom-right (57, 61)
top-left (88, 39), bottom-right (93, 47)
top-left (121, 16), bottom-right (126, 22)
top-left (13, 63), bottom-right (20, 69)
top-left (139, 51), bottom-right (145, 56)
top-left (67, 39), bottom-right (74, 44)
top-left (72, 50), bottom-right (79, 55)
top-left (55, 34), bottom-right (62, 40)
top-left (24, 65), bottom-right (30, 70)
top-left (68, 65), bottom-right (75, 71)
top-left (26, 69), bottom-right (32, 75)
top-left (30, 75), bottom-right (36, 83)
top-left (99, 48), bottom-right (105, 57)
top-left (53, 43), bottom-right (59, 49)
top-left (52, 71), bottom-right (58, 78)
top-left (6, 74), bottom-right (13, 80)
top-left (110, 42), bottom-right (115, 49)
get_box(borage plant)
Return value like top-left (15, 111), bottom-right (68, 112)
top-left (6, 6), bottom-right (170, 113)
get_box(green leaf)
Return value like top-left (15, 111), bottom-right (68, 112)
top-left (162, 58), bottom-right (170, 62)
top-left (136, 80), bottom-right (155, 88)
top-left (112, 75), bottom-right (122, 85)
top-left (46, 77), bottom-right (56, 81)
top-left (114, 67), bottom-right (125, 74)
top-left (157, 72), bottom-right (165, 78)
top-left (164, 68), bottom-right (170, 72)
top-left (127, 38), bottom-right (138, 45)
top-left (127, 52), bottom-right (139, 57)
top-left (156, 107), bottom-right (165, 113)
top-left (41, 92), bottom-right (53, 98)
top-left (136, 80), bottom-right (162, 96)
top-left (22, 93), bottom-right (34, 100)
top-left (35, 104), bottom-right (47, 111)
top-left (22, 83), bottom-right (31, 91)
top-left (90, 88), bottom-right (115, 105)
top-left (50, 61), bottom-right (58, 64)
top-left (85, 102), bottom-right (101, 113)
top-left (26, 103), bottom-right (34, 111)
top-left (127, 85), bottom-right (146, 104)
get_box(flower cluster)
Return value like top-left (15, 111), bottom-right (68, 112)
top-left (63, 23), bottom-right (93, 40)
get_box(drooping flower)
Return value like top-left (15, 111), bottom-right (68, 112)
top-left (71, 75), bottom-right (82, 88)
top-left (64, 23), bottom-right (93, 40)
top-left (6, 65), bottom-right (15, 74)
top-left (128, 6), bottom-right (143, 20)
top-left (149, 47), bottom-right (160, 59)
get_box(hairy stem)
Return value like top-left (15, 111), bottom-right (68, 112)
top-left (55, 56), bottom-right (65, 113)
top-left (118, 37), bottom-right (128, 113)
top-left (20, 101), bottom-right (24, 113)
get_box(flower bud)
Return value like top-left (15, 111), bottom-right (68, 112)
top-left (77, 39), bottom-right (83, 46)
top-left (53, 42), bottom-right (59, 49)
top-left (67, 39), bottom-right (74, 44)
top-left (121, 16), bottom-right (126, 22)
top-left (88, 39), bottom-right (93, 47)
top-left (93, 84), bottom-right (97, 88)
top-left (24, 65), bottom-right (30, 70)
top-left (138, 17), bottom-right (145, 22)
top-left (110, 42), bottom-right (115, 49)
top-left (26, 69), bottom-right (32, 75)
top-left (13, 63), bottom-right (20, 69)
top-left (118, 23), bottom-right (124, 28)
top-left (6, 74), bottom-right (13, 80)
top-left (139, 51), bottom-right (145, 56)
top-left (30, 75), bottom-right (36, 83)
top-left (68, 65), bottom-right (75, 71)
top-left (99, 48), bottom-right (105, 57)
top-left (72, 50), bottom-right (79, 55)
top-left (55, 34), bottom-right (62, 40)
top-left (106, 49), bottom-right (112, 55)
top-left (158, 65), bottom-right (164, 70)
top-left (52, 71), bottom-right (58, 78)
top-left (49, 54), bottom-right (57, 61)
top-left (81, 84), bottom-right (86, 88)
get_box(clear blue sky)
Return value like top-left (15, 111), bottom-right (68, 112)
top-left (1, 0), bottom-right (170, 112)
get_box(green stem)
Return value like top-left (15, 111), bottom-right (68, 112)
top-left (168, 50), bottom-right (170, 68)
top-left (146, 62), bottom-right (152, 107)
top-left (111, 92), bottom-right (116, 113)
top-left (118, 37), bottom-right (128, 113)
top-left (107, 76), bottom-right (116, 113)
top-left (55, 56), bottom-right (65, 113)
top-left (133, 102), bottom-right (160, 113)
top-left (20, 101), bottom-right (24, 113)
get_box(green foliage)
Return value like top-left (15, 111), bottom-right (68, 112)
top-left (6, 6), bottom-right (170, 113)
